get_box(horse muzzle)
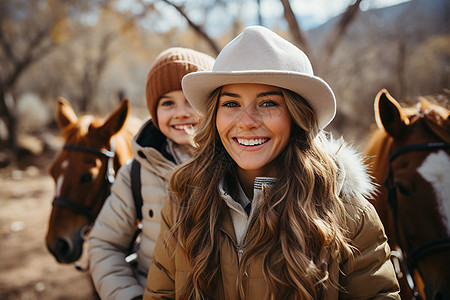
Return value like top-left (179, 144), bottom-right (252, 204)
top-left (46, 231), bottom-right (84, 264)
top-left (425, 287), bottom-right (450, 300)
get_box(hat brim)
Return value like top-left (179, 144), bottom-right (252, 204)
top-left (182, 71), bottom-right (336, 129)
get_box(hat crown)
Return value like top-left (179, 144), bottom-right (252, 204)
top-left (182, 26), bottom-right (336, 130)
top-left (213, 26), bottom-right (314, 75)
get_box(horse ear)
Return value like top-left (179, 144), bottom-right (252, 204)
top-left (98, 98), bottom-right (130, 139)
top-left (56, 97), bottom-right (78, 129)
top-left (375, 89), bottom-right (409, 138)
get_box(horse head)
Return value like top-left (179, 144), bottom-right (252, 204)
top-left (46, 97), bottom-right (139, 263)
top-left (366, 89), bottom-right (450, 299)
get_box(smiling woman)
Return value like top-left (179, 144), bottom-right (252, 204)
top-left (144, 26), bottom-right (400, 300)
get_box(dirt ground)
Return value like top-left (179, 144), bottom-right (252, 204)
top-left (0, 153), bottom-right (97, 300)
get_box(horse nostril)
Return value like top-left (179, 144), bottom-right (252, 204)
top-left (434, 290), bottom-right (450, 300)
top-left (55, 237), bottom-right (73, 260)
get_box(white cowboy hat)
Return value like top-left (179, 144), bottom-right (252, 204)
top-left (182, 25), bottom-right (336, 129)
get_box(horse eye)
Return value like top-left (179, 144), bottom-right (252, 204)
top-left (395, 183), bottom-right (411, 197)
top-left (80, 173), bottom-right (93, 183)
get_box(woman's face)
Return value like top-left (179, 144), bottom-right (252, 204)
top-left (216, 83), bottom-right (292, 177)
top-left (157, 90), bottom-right (201, 145)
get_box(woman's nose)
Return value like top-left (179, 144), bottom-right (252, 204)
top-left (237, 106), bottom-right (260, 129)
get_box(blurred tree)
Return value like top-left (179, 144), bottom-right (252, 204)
top-left (61, 7), bottom-right (142, 112)
top-left (280, 0), bottom-right (311, 57)
top-left (148, 0), bottom-right (364, 74)
top-left (135, 0), bottom-right (246, 55)
top-left (408, 34), bottom-right (450, 97)
top-left (160, 0), bottom-right (221, 54)
top-left (279, 0), bottom-right (364, 72)
top-left (0, 0), bottom-right (108, 157)
top-left (318, 0), bottom-right (364, 70)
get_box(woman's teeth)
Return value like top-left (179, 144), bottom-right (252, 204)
top-left (237, 138), bottom-right (268, 146)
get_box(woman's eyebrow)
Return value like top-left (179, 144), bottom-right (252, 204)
top-left (220, 91), bottom-right (283, 98)
top-left (219, 92), bottom-right (239, 98)
top-left (257, 91), bottom-right (283, 98)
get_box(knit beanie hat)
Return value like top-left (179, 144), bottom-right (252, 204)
top-left (145, 47), bottom-right (215, 128)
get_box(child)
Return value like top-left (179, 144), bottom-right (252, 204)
top-left (88, 47), bottom-right (215, 300)
top-left (144, 27), bottom-right (400, 299)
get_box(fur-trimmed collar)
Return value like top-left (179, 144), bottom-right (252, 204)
top-left (322, 136), bottom-right (375, 199)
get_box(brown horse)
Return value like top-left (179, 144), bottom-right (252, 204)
top-left (365, 89), bottom-right (450, 300)
top-left (46, 97), bottom-right (141, 264)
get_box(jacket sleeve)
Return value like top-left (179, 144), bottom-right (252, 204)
top-left (143, 200), bottom-right (176, 300)
top-left (88, 161), bottom-right (144, 300)
top-left (340, 196), bottom-right (400, 299)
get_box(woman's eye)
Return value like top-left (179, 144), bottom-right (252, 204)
top-left (261, 100), bottom-right (278, 107)
top-left (221, 101), bottom-right (240, 108)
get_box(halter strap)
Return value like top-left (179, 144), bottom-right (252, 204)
top-left (410, 237), bottom-right (450, 265)
top-left (389, 141), bottom-right (450, 162)
top-left (63, 144), bottom-right (114, 158)
top-left (52, 196), bottom-right (96, 223)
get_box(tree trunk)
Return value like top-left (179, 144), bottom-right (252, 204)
top-left (318, 0), bottom-right (364, 74)
top-left (279, 0), bottom-right (311, 58)
top-left (0, 91), bottom-right (18, 157)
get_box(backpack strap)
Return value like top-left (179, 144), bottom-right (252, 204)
top-left (130, 159), bottom-right (143, 221)
top-left (127, 159), bottom-right (143, 257)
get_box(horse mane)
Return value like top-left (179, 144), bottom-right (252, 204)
top-left (416, 98), bottom-right (450, 144)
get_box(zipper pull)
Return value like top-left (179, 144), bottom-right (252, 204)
top-left (238, 247), bottom-right (245, 263)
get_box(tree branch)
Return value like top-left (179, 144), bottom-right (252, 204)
top-left (320, 0), bottom-right (364, 64)
top-left (279, 0), bottom-right (310, 57)
top-left (161, 0), bottom-right (220, 55)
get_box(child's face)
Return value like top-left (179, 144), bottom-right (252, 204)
top-left (157, 90), bottom-right (201, 145)
top-left (216, 83), bottom-right (291, 177)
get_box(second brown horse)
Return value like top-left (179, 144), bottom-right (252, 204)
top-left (46, 98), bottom-right (141, 263)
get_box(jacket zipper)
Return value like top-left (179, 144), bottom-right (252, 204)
top-left (237, 215), bottom-right (257, 264)
top-left (221, 214), bottom-right (258, 265)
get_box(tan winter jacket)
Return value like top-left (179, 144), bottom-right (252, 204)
top-left (88, 119), bottom-right (191, 300)
top-left (144, 138), bottom-right (400, 299)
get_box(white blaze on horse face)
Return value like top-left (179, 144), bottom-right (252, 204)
top-left (417, 150), bottom-right (450, 235)
top-left (55, 160), bottom-right (69, 197)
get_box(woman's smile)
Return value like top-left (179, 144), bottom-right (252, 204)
top-left (233, 137), bottom-right (270, 148)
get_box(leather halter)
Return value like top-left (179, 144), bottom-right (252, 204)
top-left (384, 141), bottom-right (450, 299)
top-left (52, 138), bottom-right (116, 225)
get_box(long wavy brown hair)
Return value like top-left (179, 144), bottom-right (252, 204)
top-left (169, 87), bottom-right (354, 299)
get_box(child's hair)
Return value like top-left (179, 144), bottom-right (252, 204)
top-left (169, 88), bottom-right (354, 299)
top-left (145, 47), bottom-right (215, 128)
